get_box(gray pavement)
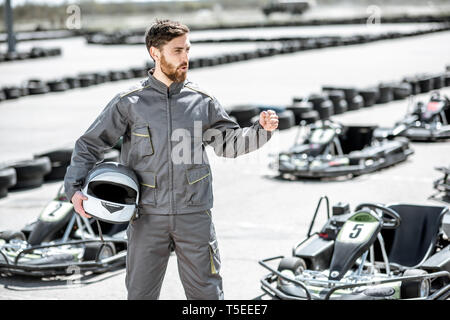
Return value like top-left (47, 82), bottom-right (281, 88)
top-left (0, 28), bottom-right (449, 300)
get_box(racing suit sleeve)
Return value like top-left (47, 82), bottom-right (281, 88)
top-left (204, 97), bottom-right (273, 158)
top-left (64, 94), bottom-right (128, 201)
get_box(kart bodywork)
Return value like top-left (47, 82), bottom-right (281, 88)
top-left (276, 120), bottom-right (414, 179)
top-left (0, 186), bottom-right (128, 277)
top-left (259, 197), bottom-right (450, 300)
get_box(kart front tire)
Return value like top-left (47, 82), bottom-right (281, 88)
top-left (277, 257), bottom-right (307, 275)
top-left (83, 242), bottom-right (116, 261)
top-left (0, 230), bottom-right (26, 241)
top-left (401, 269), bottom-right (430, 299)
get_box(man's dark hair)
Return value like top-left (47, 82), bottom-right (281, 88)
top-left (145, 19), bottom-right (190, 53)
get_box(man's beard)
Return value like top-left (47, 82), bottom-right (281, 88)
top-left (160, 54), bottom-right (188, 83)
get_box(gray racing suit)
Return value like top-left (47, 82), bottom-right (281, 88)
top-left (64, 70), bottom-right (273, 299)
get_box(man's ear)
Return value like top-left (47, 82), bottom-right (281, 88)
top-left (149, 46), bottom-right (160, 62)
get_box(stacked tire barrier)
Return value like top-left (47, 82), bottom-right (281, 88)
top-left (225, 65), bottom-right (450, 130)
top-left (0, 148), bottom-right (120, 199)
top-left (85, 23), bottom-right (450, 45)
top-left (2, 13), bottom-right (450, 45)
top-left (0, 47), bottom-right (62, 63)
top-left (2, 23), bottom-right (450, 105)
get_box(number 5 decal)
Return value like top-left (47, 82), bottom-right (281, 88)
top-left (349, 224), bottom-right (364, 239)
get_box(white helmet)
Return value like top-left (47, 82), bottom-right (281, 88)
top-left (82, 162), bottom-right (139, 224)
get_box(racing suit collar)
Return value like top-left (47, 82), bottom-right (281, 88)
top-left (147, 68), bottom-right (186, 96)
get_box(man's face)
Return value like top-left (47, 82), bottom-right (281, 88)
top-left (155, 34), bottom-right (190, 83)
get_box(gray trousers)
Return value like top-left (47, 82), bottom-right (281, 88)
top-left (125, 210), bottom-right (223, 300)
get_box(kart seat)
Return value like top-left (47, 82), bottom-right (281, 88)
top-left (385, 204), bottom-right (447, 267)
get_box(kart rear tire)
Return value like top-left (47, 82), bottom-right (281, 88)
top-left (277, 257), bottom-right (307, 275)
top-left (400, 269), bottom-right (430, 299)
top-left (0, 230), bottom-right (26, 241)
top-left (83, 242), bottom-right (116, 262)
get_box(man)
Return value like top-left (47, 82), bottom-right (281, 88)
top-left (64, 19), bottom-right (279, 300)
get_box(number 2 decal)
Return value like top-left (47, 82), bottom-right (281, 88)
top-left (349, 224), bottom-right (364, 239)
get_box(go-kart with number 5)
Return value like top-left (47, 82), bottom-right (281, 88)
top-left (259, 196), bottom-right (450, 300)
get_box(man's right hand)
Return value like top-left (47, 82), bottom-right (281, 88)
top-left (71, 191), bottom-right (92, 219)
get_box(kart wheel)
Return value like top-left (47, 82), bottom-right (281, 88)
top-left (83, 242), bottom-right (116, 261)
top-left (277, 257), bottom-right (307, 275)
top-left (401, 269), bottom-right (430, 299)
top-left (0, 230), bottom-right (26, 241)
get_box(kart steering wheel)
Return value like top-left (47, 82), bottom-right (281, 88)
top-left (354, 203), bottom-right (401, 229)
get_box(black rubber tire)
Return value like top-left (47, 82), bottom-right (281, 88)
top-left (326, 90), bottom-right (345, 103)
top-left (393, 83), bottom-right (412, 100)
top-left (299, 110), bottom-right (319, 124)
top-left (308, 93), bottom-right (327, 110)
top-left (417, 76), bottom-right (433, 93)
top-left (27, 79), bottom-right (50, 95)
top-left (333, 98), bottom-right (348, 114)
top-left (64, 77), bottom-right (81, 89)
top-left (358, 88), bottom-right (379, 107)
top-left (277, 110), bottom-right (296, 130)
top-left (0, 167), bottom-right (17, 196)
top-left (34, 148), bottom-right (74, 181)
top-left (347, 94), bottom-right (364, 111)
top-left (3, 86), bottom-right (22, 99)
top-left (83, 242), bottom-right (116, 261)
top-left (377, 84), bottom-right (394, 104)
top-left (432, 74), bottom-right (444, 90)
top-left (400, 269), bottom-right (430, 299)
top-left (277, 257), bottom-right (307, 275)
top-left (228, 105), bottom-right (260, 127)
top-left (35, 148), bottom-right (73, 164)
top-left (444, 73), bottom-right (450, 87)
top-left (0, 230), bottom-right (26, 241)
top-left (9, 157), bottom-right (51, 190)
top-left (403, 77), bottom-right (421, 95)
top-left (317, 100), bottom-right (334, 119)
top-left (46, 79), bottom-right (69, 92)
top-left (78, 74), bottom-right (95, 87)
top-left (287, 101), bottom-right (313, 124)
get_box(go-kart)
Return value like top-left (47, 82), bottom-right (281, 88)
top-left (0, 185), bottom-right (128, 277)
top-left (275, 119), bottom-right (414, 179)
top-left (259, 196), bottom-right (450, 300)
top-left (374, 91), bottom-right (450, 142)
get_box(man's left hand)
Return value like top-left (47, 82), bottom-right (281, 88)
top-left (259, 110), bottom-right (279, 132)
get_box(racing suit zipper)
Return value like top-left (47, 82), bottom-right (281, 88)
top-left (166, 89), bottom-right (175, 214)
